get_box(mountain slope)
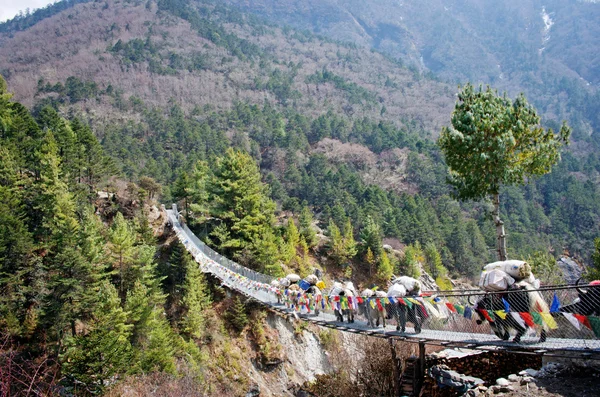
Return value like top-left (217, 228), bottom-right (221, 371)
top-left (221, 0), bottom-right (600, 137)
top-left (0, 0), bottom-right (454, 134)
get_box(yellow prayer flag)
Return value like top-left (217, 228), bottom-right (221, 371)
top-left (540, 312), bottom-right (558, 330)
top-left (370, 299), bottom-right (376, 309)
top-left (406, 298), bottom-right (421, 306)
top-left (494, 310), bottom-right (507, 320)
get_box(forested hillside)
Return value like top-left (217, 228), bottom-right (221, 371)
top-left (1, 0), bottom-right (599, 268)
top-left (221, 0), bottom-right (600, 141)
top-left (2, 0), bottom-right (600, 395)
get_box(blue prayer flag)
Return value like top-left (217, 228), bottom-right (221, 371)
top-left (550, 294), bottom-right (560, 313)
top-left (388, 296), bottom-right (396, 305)
top-left (464, 306), bottom-right (472, 319)
top-left (502, 298), bottom-right (510, 313)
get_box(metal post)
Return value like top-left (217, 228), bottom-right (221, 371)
top-left (416, 340), bottom-right (426, 396)
top-left (389, 339), bottom-right (402, 397)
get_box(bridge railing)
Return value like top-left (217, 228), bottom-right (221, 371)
top-left (167, 206), bottom-right (600, 352)
top-left (169, 205), bottom-right (274, 286)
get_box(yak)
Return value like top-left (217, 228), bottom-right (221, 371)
top-left (559, 279), bottom-right (600, 316)
top-left (329, 282), bottom-right (356, 323)
top-left (386, 282), bottom-right (423, 333)
top-left (358, 289), bottom-right (387, 328)
top-left (471, 282), bottom-right (547, 343)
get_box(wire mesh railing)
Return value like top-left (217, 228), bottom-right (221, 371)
top-left (166, 206), bottom-right (600, 353)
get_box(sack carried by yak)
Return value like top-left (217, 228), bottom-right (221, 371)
top-left (483, 260), bottom-right (531, 280)
top-left (479, 268), bottom-right (515, 292)
top-left (286, 273), bottom-right (301, 283)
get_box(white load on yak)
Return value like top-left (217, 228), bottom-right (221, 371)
top-left (391, 276), bottom-right (421, 295)
top-left (474, 259), bottom-right (548, 343)
top-left (479, 260), bottom-right (539, 292)
top-left (286, 273), bottom-right (301, 283)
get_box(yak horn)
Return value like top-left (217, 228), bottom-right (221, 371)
top-left (576, 277), bottom-right (588, 295)
top-left (467, 295), bottom-right (475, 306)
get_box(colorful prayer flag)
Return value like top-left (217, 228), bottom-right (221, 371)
top-left (520, 312), bottom-right (535, 327)
top-left (445, 302), bottom-right (457, 313)
top-left (574, 314), bottom-right (592, 330)
top-left (479, 309), bottom-right (493, 322)
top-left (502, 298), bottom-right (510, 313)
top-left (540, 312), bottom-right (558, 330)
top-left (550, 294), bottom-right (560, 313)
top-left (531, 311), bottom-right (543, 326)
top-left (563, 313), bottom-right (581, 330)
top-left (588, 316), bottom-right (600, 338)
top-left (464, 306), bottom-right (473, 320)
top-left (494, 310), bottom-right (507, 320)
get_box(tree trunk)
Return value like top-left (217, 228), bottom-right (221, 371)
top-left (492, 193), bottom-right (507, 261)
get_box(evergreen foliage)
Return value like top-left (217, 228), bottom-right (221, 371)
top-left (225, 296), bottom-right (249, 333)
top-left (439, 84), bottom-right (571, 260)
top-left (181, 250), bottom-right (212, 339)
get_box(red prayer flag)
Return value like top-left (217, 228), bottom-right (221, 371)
top-left (357, 297), bottom-right (364, 304)
top-left (479, 309), bottom-right (493, 322)
top-left (398, 298), bottom-right (406, 305)
top-left (376, 298), bottom-right (384, 312)
top-left (445, 302), bottom-right (458, 313)
top-left (574, 314), bottom-right (592, 330)
top-left (520, 312), bottom-right (535, 327)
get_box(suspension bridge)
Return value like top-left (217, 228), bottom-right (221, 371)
top-left (166, 206), bottom-right (600, 361)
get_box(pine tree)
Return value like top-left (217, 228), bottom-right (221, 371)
top-left (365, 247), bottom-right (376, 277)
top-left (360, 216), bottom-right (382, 256)
top-left (588, 238), bottom-right (600, 281)
top-left (207, 149), bottom-right (277, 267)
top-left (138, 308), bottom-right (177, 375)
top-left (60, 282), bottom-right (133, 391)
top-left (188, 160), bottom-right (210, 220)
top-left (172, 171), bottom-right (191, 220)
top-left (180, 251), bottom-right (211, 339)
top-left (71, 117), bottom-right (107, 192)
top-left (225, 296), bottom-right (248, 333)
top-left (252, 228), bottom-right (284, 277)
top-left (0, 144), bottom-right (34, 336)
top-left (342, 218), bottom-right (358, 261)
top-left (377, 250), bottom-right (393, 283)
top-left (282, 218), bottom-right (300, 265)
top-left (108, 213), bottom-right (136, 297)
top-left (299, 204), bottom-right (318, 248)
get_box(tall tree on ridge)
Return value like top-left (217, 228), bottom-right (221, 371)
top-left (438, 84), bottom-right (570, 260)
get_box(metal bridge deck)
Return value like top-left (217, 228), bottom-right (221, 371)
top-left (167, 209), bottom-right (600, 359)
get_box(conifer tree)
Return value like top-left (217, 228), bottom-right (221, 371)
top-left (108, 212), bottom-right (136, 296)
top-left (282, 218), bottom-right (300, 265)
top-left (71, 117), bottom-right (108, 193)
top-left (438, 84), bottom-right (570, 260)
top-left (342, 218), bottom-right (358, 260)
top-left (297, 237), bottom-right (311, 278)
top-left (360, 216), bottom-right (382, 256)
top-left (138, 309), bottom-right (177, 375)
top-left (299, 204), bottom-right (318, 248)
top-left (180, 251), bottom-right (211, 339)
top-left (365, 247), bottom-right (376, 277)
top-left (377, 250), bottom-right (393, 283)
top-left (61, 282), bottom-right (133, 391)
top-left (225, 296), bottom-right (248, 333)
top-left (251, 227), bottom-right (284, 276)
top-left (0, 144), bottom-right (34, 336)
top-left (207, 149), bottom-right (277, 267)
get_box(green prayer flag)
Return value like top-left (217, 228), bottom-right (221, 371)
top-left (531, 311), bottom-right (543, 326)
top-left (455, 304), bottom-right (465, 315)
top-left (589, 316), bottom-right (600, 338)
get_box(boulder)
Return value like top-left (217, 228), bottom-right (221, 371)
top-left (495, 378), bottom-right (510, 387)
